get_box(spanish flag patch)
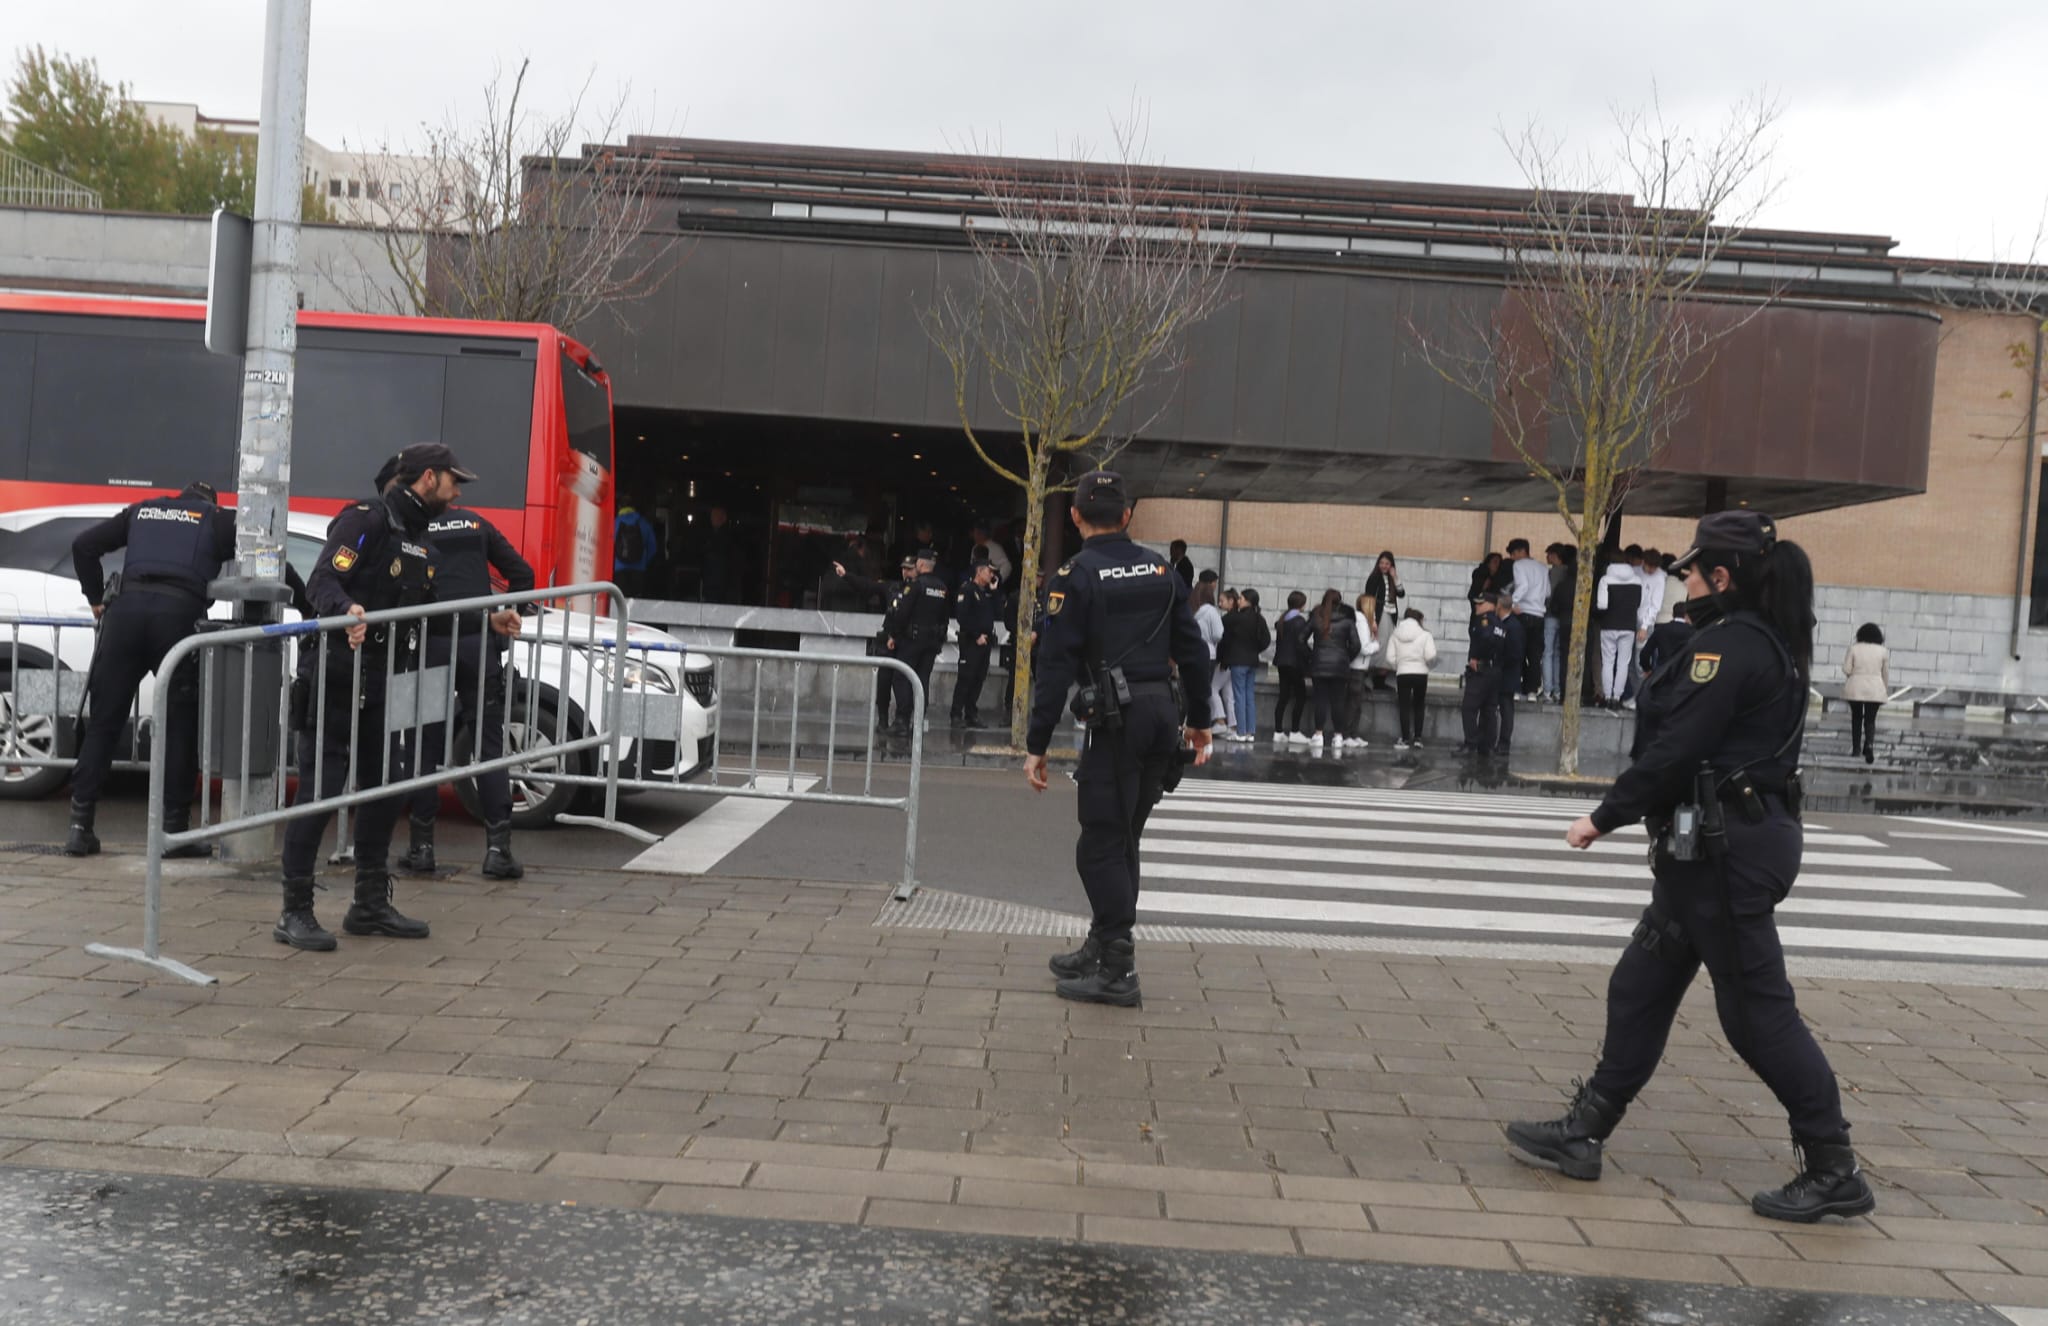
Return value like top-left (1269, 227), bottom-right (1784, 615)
top-left (331, 548), bottom-right (356, 572)
top-left (1690, 653), bottom-right (1722, 684)
top-left (1047, 592), bottom-right (1065, 616)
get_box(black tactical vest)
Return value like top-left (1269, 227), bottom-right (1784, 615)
top-left (123, 497), bottom-right (222, 595)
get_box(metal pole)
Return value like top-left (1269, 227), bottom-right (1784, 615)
top-left (2011, 322), bottom-right (2044, 663)
top-left (219, 0), bottom-right (312, 865)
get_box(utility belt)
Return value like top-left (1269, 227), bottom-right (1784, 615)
top-left (120, 576), bottom-right (206, 605)
top-left (1657, 765), bottom-right (1803, 861)
top-left (1070, 664), bottom-right (1180, 731)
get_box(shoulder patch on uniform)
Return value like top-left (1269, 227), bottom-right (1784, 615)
top-left (330, 548), bottom-right (356, 572)
top-left (1057, 562), bottom-right (1073, 576)
top-left (1047, 592), bottom-right (1066, 616)
top-left (1689, 653), bottom-right (1722, 684)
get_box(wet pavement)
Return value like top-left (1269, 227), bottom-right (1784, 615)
top-left (0, 1166), bottom-right (2011, 1326)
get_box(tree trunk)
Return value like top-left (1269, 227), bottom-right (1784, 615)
top-left (1557, 544), bottom-right (1598, 778)
top-left (1008, 452), bottom-right (1051, 750)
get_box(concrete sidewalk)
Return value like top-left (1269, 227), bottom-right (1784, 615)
top-left (3, 846), bottom-right (2048, 1314)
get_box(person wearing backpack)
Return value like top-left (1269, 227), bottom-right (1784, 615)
top-left (1307, 588), bottom-right (1361, 752)
top-left (1383, 608), bottom-right (1439, 749)
top-left (1271, 591), bottom-right (1313, 743)
top-left (613, 503), bottom-right (659, 598)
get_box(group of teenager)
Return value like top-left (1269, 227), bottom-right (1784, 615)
top-left (1185, 551), bottom-right (1443, 753)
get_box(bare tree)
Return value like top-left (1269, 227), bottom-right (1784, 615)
top-left (1412, 95), bottom-right (1782, 776)
top-left (922, 120), bottom-right (1243, 749)
top-left (324, 59), bottom-right (677, 329)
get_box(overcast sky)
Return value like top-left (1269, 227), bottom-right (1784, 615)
top-left (13, 1), bottom-right (2047, 260)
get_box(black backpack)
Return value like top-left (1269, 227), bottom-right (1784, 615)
top-left (615, 515), bottom-right (647, 568)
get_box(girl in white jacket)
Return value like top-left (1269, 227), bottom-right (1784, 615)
top-left (1843, 622), bottom-right (1890, 765)
top-left (1383, 609), bottom-right (1439, 749)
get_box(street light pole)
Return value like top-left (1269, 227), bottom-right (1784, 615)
top-left (217, 0), bottom-right (312, 863)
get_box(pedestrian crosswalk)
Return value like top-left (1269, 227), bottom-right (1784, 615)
top-left (1137, 778), bottom-right (2048, 963)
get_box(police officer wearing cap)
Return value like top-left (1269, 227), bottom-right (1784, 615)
top-left (64, 482), bottom-right (309, 858)
top-left (899, 548), bottom-right (951, 731)
top-left (832, 553), bottom-right (916, 730)
top-left (1025, 471), bottom-right (1213, 1007)
top-left (401, 485), bottom-right (537, 881)
top-left (275, 443), bottom-right (520, 952)
top-left (951, 558), bottom-right (1000, 727)
top-left (1506, 510), bottom-right (1875, 1224)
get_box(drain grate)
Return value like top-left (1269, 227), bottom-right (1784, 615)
top-left (0, 842), bottom-right (68, 856)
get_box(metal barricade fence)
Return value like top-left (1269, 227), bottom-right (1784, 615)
top-left (0, 614), bottom-right (151, 790)
top-left (85, 582), bottom-right (632, 986)
top-left (523, 628), bottom-right (926, 903)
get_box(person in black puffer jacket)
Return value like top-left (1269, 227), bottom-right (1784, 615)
top-left (1271, 590), bottom-right (1313, 742)
top-left (1306, 589), bottom-right (1361, 752)
top-left (1217, 590), bottom-right (1272, 743)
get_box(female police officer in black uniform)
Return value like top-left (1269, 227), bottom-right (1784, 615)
top-left (1505, 511), bottom-right (1876, 1225)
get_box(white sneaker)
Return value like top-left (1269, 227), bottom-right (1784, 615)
top-left (1307, 732), bottom-right (1322, 746)
top-left (1394, 740), bottom-right (1410, 750)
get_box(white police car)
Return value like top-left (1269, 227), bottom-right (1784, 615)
top-left (0, 504), bottom-right (717, 827)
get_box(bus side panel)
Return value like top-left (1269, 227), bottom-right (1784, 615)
top-left (533, 330), bottom-right (615, 601)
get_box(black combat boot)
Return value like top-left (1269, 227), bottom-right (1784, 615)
top-left (272, 876), bottom-right (336, 951)
top-left (342, 867), bottom-right (431, 939)
top-left (1751, 1136), bottom-right (1877, 1223)
top-left (1055, 937), bottom-right (1141, 1007)
top-left (1048, 934), bottom-right (1102, 980)
top-left (61, 799), bottom-right (99, 857)
top-left (481, 821), bottom-right (524, 880)
top-left (399, 814), bottom-right (437, 875)
top-left (159, 804), bottom-right (213, 860)
top-left (1504, 1080), bottom-right (1625, 1181)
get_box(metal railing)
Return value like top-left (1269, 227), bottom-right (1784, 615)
top-left (0, 615), bottom-right (151, 787)
top-left (86, 583), bottom-right (632, 986)
top-left (528, 633), bottom-right (927, 902)
top-left (0, 147), bottom-right (101, 211)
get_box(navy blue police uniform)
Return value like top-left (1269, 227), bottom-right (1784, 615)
top-left (839, 558), bottom-right (915, 727)
top-left (66, 488), bottom-right (230, 855)
top-left (1495, 606), bottom-right (1526, 753)
top-left (402, 505), bottom-right (536, 879)
top-left (1506, 511), bottom-right (1873, 1225)
top-left (900, 554), bottom-right (952, 727)
top-left (1460, 607), bottom-right (1507, 753)
top-left (276, 472), bottom-right (448, 950)
top-left (951, 572), bottom-right (1000, 726)
top-left (1029, 473), bottom-right (1212, 1006)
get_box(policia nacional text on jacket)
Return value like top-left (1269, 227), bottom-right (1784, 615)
top-left (1023, 471), bottom-right (1214, 1009)
top-left (1505, 510), bottom-right (1878, 1226)
top-left (272, 443), bottom-right (521, 954)
top-left (63, 483), bottom-right (312, 859)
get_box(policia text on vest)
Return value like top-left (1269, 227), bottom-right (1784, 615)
top-left (1024, 472), bottom-right (1213, 1010)
top-left (63, 484), bottom-right (310, 860)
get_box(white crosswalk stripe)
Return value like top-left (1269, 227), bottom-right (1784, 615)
top-left (1137, 781), bottom-right (2041, 962)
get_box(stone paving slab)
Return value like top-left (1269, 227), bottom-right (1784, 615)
top-left (3, 846), bottom-right (2048, 1312)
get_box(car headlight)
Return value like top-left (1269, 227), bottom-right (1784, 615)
top-left (584, 650), bottom-right (678, 693)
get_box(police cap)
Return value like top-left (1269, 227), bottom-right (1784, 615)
top-left (916, 547), bottom-right (939, 562)
top-left (1671, 510), bottom-right (1777, 573)
top-left (1073, 470), bottom-right (1130, 519)
top-left (900, 555), bottom-right (918, 570)
top-left (394, 442), bottom-right (479, 484)
top-left (180, 481), bottom-right (219, 504)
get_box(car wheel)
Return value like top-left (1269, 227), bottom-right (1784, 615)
top-left (0, 667), bottom-right (73, 800)
top-left (451, 695), bottom-right (591, 829)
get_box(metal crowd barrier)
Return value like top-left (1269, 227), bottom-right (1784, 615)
top-left (85, 582), bottom-right (631, 985)
top-left (525, 632), bottom-right (927, 903)
top-left (0, 615), bottom-right (149, 785)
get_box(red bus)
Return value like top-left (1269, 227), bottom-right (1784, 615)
top-left (0, 294), bottom-right (614, 591)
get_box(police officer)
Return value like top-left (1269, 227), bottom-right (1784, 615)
top-left (65, 482), bottom-right (235, 858)
top-left (833, 554), bottom-right (916, 730)
top-left (401, 485), bottom-right (536, 881)
top-left (275, 443), bottom-right (519, 952)
top-left (1458, 595), bottom-right (1507, 755)
top-left (1025, 471), bottom-right (1213, 1007)
top-left (951, 559), bottom-right (999, 727)
top-left (899, 549), bottom-right (951, 731)
top-left (1505, 511), bottom-right (1874, 1224)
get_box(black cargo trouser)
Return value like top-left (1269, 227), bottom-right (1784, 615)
top-left (1460, 667), bottom-right (1500, 751)
top-left (1589, 805), bottom-right (1848, 1144)
top-left (71, 589), bottom-right (203, 812)
top-left (1073, 692), bottom-right (1180, 947)
top-left (281, 656), bottom-right (413, 878)
top-left (896, 642), bottom-right (940, 721)
top-left (409, 629), bottom-right (511, 827)
top-left (953, 641), bottom-right (991, 719)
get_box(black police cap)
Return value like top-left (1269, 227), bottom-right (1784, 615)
top-left (394, 442), bottom-right (479, 484)
top-left (1073, 470), bottom-right (1130, 515)
top-left (1671, 510), bottom-right (1777, 574)
top-left (915, 547), bottom-right (939, 562)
